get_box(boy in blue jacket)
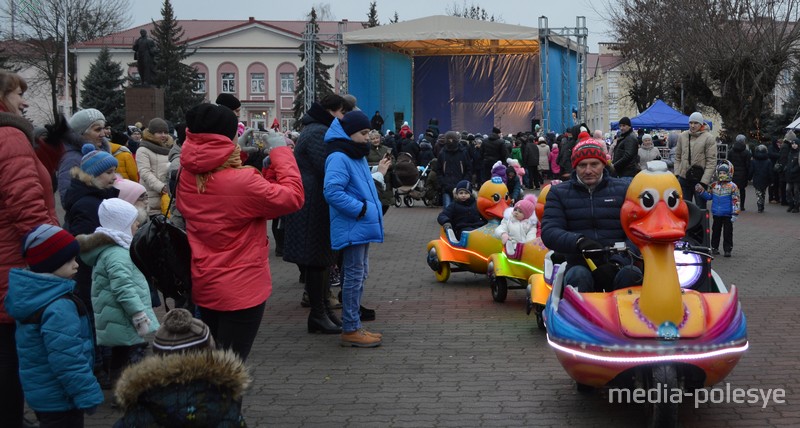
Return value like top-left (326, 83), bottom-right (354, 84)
top-left (324, 110), bottom-right (386, 348)
top-left (5, 224), bottom-right (103, 428)
top-left (696, 162), bottom-right (740, 257)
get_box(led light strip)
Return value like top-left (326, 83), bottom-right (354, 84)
top-left (547, 335), bottom-right (749, 363)
top-left (439, 237), bottom-right (491, 261)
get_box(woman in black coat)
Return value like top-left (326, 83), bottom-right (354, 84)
top-left (726, 135), bottom-right (752, 210)
top-left (282, 94), bottom-right (350, 335)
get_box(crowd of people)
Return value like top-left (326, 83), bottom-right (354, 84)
top-left (2, 64), bottom-right (800, 427)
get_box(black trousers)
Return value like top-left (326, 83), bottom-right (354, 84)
top-left (199, 301), bottom-right (265, 362)
top-left (0, 324), bottom-right (24, 428)
top-left (711, 215), bottom-right (733, 252)
top-left (35, 408), bottom-right (84, 428)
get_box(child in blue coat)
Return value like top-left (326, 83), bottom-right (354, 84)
top-left (324, 111), bottom-right (386, 348)
top-left (6, 224), bottom-right (103, 428)
top-left (696, 162), bottom-right (740, 257)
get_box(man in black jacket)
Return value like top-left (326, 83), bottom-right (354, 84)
top-left (612, 117), bottom-right (640, 177)
top-left (480, 127), bottom-right (508, 184)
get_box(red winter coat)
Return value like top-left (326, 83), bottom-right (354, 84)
top-left (177, 131), bottom-right (304, 311)
top-left (0, 110), bottom-right (59, 323)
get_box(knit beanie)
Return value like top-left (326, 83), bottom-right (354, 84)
top-left (69, 108), bottom-right (105, 136)
top-left (689, 112), bottom-right (704, 124)
top-left (340, 110), bottom-right (371, 136)
top-left (154, 308), bottom-right (215, 354)
top-left (444, 131), bottom-right (460, 144)
top-left (98, 198), bottom-right (139, 233)
top-left (783, 130), bottom-right (796, 142)
top-left (22, 224), bottom-right (80, 273)
top-left (455, 180), bottom-right (472, 193)
top-left (492, 126), bottom-right (502, 135)
top-left (571, 140), bottom-right (607, 168)
top-left (716, 163), bottom-right (731, 181)
top-left (215, 93), bottom-right (241, 111)
top-left (735, 134), bottom-right (746, 144)
top-left (514, 196), bottom-right (536, 220)
top-left (185, 103), bottom-right (238, 140)
top-left (147, 118), bottom-right (169, 134)
top-left (618, 117), bottom-right (632, 127)
top-left (113, 178), bottom-right (146, 206)
top-left (80, 144), bottom-right (118, 177)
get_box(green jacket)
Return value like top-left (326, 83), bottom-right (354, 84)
top-left (78, 233), bottom-right (159, 346)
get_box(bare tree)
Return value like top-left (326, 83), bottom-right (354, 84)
top-left (3, 0), bottom-right (131, 121)
top-left (607, 0), bottom-right (800, 134)
top-left (446, 1), bottom-right (501, 22)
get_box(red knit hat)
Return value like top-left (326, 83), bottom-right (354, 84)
top-left (22, 224), bottom-right (79, 273)
top-left (578, 131), bottom-right (591, 142)
top-left (571, 140), bottom-right (607, 168)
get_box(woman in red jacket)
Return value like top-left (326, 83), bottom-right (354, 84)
top-left (177, 104), bottom-right (304, 361)
top-left (0, 71), bottom-right (60, 428)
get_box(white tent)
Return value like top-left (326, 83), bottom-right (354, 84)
top-left (786, 116), bottom-right (800, 130)
top-left (343, 15), bottom-right (571, 55)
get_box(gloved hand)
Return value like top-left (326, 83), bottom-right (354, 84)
top-left (694, 183), bottom-right (704, 193)
top-left (501, 232), bottom-right (509, 244)
top-left (132, 311), bottom-right (150, 337)
top-left (266, 130), bottom-right (287, 149)
top-left (591, 263), bottom-right (620, 291)
top-left (442, 222), bottom-right (453, 232)
top-left (576, 237), bottom-right (603, 253)
top-left (730, 215), bottom-right (737, 223)
top-left (238, 127), bottom-right (254, 147)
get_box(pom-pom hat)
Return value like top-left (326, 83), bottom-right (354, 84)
top-left (154, 308), bottom-right (215, 354)
top-left (22, 224), bottom-right (79, 273)
top-left (571, 140), bottom-right (607, 168)
top-left (80, 144), bottom-right (118, 176)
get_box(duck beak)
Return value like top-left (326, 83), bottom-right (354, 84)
top-left (629, 202), bottom-right (687, 243)
top-left (486, 199), bottom-right (510, 218)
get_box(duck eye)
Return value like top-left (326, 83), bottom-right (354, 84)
top-left (664, 189), bottom-right (681, 209)
top-left (639, 189), bottom-right (658, 210)
top-left (504, 193), bottom-right (511, 202)
top-left (492, 193), bottom-right (501, 202)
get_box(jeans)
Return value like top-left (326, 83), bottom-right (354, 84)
top-left (564, 264), bottom-right (642, 293)
top-left (36, 408), bottom-right (84, 428)
top-left (341, 244), bottom-right (370, 333)
top-left (199, 302), bottom-right (266, 362)
top-left (711, 215), bottom-right (733, 252)
top-left (679, 176), bottom-right (708, 209)
top-left (441, 192), bottom-right (453, 209)
top-left (0, 324), bottom-right (24, 428)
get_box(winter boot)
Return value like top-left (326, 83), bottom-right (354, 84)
top-left (306, 267), bottom-right (341, 334)
top-left (757, 203), bottom-right (764, 213)
top-left (341, 328), bottom-right (382, 348)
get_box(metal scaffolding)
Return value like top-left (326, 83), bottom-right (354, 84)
top-left (537, 16), bottom-right (588, 133)
top-left (302, 21), bottom-right (349, 113)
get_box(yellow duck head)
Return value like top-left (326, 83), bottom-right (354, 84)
top-left (619, 161), bottom-right (689, 326)
top-left (477, 177), bottom-right (511, 220)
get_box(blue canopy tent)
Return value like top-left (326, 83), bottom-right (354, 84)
top-left (610, 100), bottom-right (712, 130)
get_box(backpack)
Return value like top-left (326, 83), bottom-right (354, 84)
top-left (20, 293), bottom-right (87, 325)
top-left (130, 172), bottom-right (192, 303)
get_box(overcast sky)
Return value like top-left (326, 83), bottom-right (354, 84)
top-left (130, 0), bottom-right (614, 52)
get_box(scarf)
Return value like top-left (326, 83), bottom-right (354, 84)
top-left (139, 139), bottom-right (171, 155)
top-left (195, 144), bottom-right (246, 193)
top-left (95, 227), bottom-right (132, 250)
top-left (327, 138), bottom-right (370, 159)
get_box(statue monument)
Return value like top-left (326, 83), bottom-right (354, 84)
top-left (132, 29), bottom-right (158, 86)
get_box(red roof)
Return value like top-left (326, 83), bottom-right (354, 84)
top-left (74, 19), bottom-right (366, 49)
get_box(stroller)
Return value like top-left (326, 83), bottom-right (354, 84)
top-left (393, 153), bottom-right (436, 207)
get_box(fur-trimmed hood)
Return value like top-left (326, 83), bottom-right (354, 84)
top-left (115, 349), bottom-right (251, 409)
top-left (76, 232), bottom-right (115, 253)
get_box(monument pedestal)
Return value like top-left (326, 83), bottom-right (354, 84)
top-left (125, 86), bottom-right (165, 127)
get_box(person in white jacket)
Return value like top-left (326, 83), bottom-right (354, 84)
top-left (495, 194), bottom-right (538, 252)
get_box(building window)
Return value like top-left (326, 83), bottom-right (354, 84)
top-left (222, 72), bottom-right (236, 93)
top-left (194, 72), bottom-right (206, 94)
top-left (250, 73), bottom-right (265, 94)
top-left (280, 73), bottom-right (294, 94)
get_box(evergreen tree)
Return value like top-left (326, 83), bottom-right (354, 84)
top-left (366, 2), bottom-right (380, 28)
top-left (151, 0), bottom-right (203, 124)
top-left (390, 11), bottom-right (399, 23)
top-left (80, 47), bottom-right (125, 129)
top-left (292, 7), bottom-right (335, 127)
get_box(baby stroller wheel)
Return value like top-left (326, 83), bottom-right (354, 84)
top-left (404, 196), bottom-right (415, 207)
top-left (394, 193), bottom-right (402, 207)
